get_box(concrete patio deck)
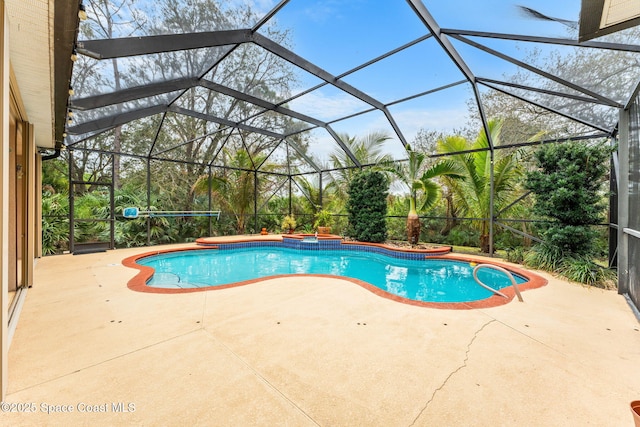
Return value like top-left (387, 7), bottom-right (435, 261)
top-left (2, 241), bottom-right (640, 426)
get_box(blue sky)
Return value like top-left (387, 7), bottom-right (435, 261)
top-left (247, 0), bottom-right (584, 161)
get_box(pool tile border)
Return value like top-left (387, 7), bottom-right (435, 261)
top-left (340, 241), bottom-right (452, 259)
top-left (123, 237), bottom-right (547, 309)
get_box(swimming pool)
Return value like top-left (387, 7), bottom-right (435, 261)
top-left (134, 246), bottom-right (530, 304)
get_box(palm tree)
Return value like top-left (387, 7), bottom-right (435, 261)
top-left (436, 119), bottom-right (525, 252)
top-left (294, 174), bottom-right (323, 215)
top-left (191, 149), bottom-right (266, 234)
top-left (389, 146), bottom-right (463, 244)
top-left (327, 131), bottom-right (395, 201)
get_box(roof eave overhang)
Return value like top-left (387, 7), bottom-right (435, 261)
top-left (5, 0), bottom-right (78, 149)
top-left (53, 0), bottom-right (80, 149)
top-left (580, 0), bottom-right (640, 42)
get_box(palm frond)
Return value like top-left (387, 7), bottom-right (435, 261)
top-left (434, 118), bottom-right (526, 237)
top-left (417, 179), bottom-right (440, 211)
top-left (421, 159), bottom-right (465, 180)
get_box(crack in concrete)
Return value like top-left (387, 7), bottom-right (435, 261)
top-left (408, 319), bottom-right (496, 427)
top-left (201, 329), bottom-right (322, 427)
top-left (8, 328), bottom-right (204, 395)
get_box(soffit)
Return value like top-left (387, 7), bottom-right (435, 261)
top-left (601, 0), bottom-right (640, 28)
top-left (5, 0), bottom-right (54, 148)
top-left (580, 0), bottom-right (640, 41)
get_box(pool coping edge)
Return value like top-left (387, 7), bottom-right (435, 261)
top-left (122, 240), bottom-right (547, 310)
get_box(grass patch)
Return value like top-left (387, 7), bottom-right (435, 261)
top-left (448, 244), bottom-right (508, 258)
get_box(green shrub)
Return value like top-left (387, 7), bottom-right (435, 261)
top-left (524, 244), bottom-right (564, 271)
top-left (444, 227), bottom-right (479, 247)
top-left (386, 216), bottom-right (407, 240)
top-left (540, 224), bottom-right (598, 256)
top-left (281, 214), bottom-right (297, 232)
top-left (557, 256), bottom-right (617, 289)
top-left (525, 142), bottom-right (613, 257)
top-left (313, 209), bottom-right (333, 228)
top-left (347, 170), bottom-right (389, 242)
top-left (523, 245), bottom-right (617, 288)
top-left (505, 246), bottom-right (526, 264)
top-left (523, 142), bottom-right (616, 288)
top-left (300, 223), bottom-right (315, 234)
top-left (331, 214), bottom-right (348, 236)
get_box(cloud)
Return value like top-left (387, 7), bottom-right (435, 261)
top-left (252, 0), bottom-right (280, 13)
top-left (381, 108), bottom-right (470, 142)
top-left (294, 98), bottom-right (471, 164)
top-left (299, 0), bottom-right (348, 23)
top-left (287, 90), bottom-right (368, 121)
top-left (308, 133), bottom-right (340, 163)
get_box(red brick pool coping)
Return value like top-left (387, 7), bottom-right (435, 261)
top-left (122, 238), bottom-right (547, 310)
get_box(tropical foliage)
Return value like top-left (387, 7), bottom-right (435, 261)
top-left (41, 190), bottom-right (69, 255)
top-left (388, 146), bottom-right (462, 244)
top-left (192, 149), bottom-right (266, 235)
top-left (43, 119), bottom-right (613, 283)
top-left (436, 119), bottom-right (525, 252)
top-left (328, 131), bottom-right (394, 203)
top-left (314, 209), bottom-right (333, 228)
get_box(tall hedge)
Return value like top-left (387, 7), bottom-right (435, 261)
top-left (524, 142), bottom-right (612, 256)
top-left (347, 170), bottom-right (389, 242)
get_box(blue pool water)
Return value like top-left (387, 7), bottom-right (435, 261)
top-left (137, 247), bottom-right (527, 303)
